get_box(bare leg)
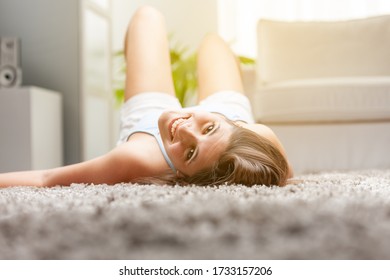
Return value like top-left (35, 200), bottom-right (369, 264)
top-left (124, 6), bottom-right (175, 101)
top-left (196, 34), bottom-right (244, 102)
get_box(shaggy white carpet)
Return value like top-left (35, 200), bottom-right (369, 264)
top-left (0, 169), bottom-right (390, 260)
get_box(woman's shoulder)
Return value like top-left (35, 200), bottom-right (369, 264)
top-left (237, 122), bottom-right (275, 139)
top-left (240, 123), bottom-right (294, 178)
top-left (119, 134), bottom-right (171, 178)
top-left (240, 123), bottom-right (283, 152)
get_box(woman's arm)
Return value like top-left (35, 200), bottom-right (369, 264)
top-left (0, 142), bottom-right (152, 188)
top-left (0, 147), bottom-right (126, 188)
top-left (0, 169), bottom-right (47, 187)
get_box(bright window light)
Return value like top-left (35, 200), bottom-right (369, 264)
top-left (218, 0), bottom-right (390, 57)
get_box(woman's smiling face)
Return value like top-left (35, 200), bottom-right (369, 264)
top-left (158, 110), bottom-right (233, 177)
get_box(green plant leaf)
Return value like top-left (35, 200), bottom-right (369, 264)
top-left (238, 55), bottom-right (255, 65)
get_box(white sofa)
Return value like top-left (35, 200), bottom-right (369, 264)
top-left (249, 15), bottom-right (390, 174)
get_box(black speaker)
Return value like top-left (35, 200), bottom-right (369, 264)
top-left (0, 38), bottom-right (22, 88)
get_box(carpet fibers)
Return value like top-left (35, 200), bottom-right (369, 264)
top-left (1, 169), bottom-right (390, 259)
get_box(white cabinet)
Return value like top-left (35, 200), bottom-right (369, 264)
top-left (0, 87), bottom-right (63, 172)
top-left (0, 0), bottom-right (115, 165)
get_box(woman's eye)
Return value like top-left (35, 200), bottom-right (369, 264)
top-left (204, 124), bottom-right (214, 134)
top-left (187, 148), bottom-right (195, 160)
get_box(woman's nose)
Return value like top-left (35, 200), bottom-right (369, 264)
top-left (176, 122), bottom-right (197, 142)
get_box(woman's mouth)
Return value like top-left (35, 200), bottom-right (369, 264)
top-left (169, 116), bottom-right (190, 141)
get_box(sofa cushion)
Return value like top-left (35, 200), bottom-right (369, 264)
top-left (257, 15), bottom-right (390, 84)
top-left (253, 77), bottom-right (390, 123)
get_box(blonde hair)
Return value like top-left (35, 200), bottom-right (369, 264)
top-left (139, 125), bottom-right (290, 187)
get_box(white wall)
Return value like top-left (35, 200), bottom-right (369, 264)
top-left (0, 0), bottom-right (81, 165)
top-left (112, 0), bottom-right (218, 52)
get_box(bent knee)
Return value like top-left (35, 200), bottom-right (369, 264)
top-left (131, 5), bottom-right (164, 26)
top-left (199, 34), bottom-right (226, 49)
top-left (125, 6), bottom-right (166, 52)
